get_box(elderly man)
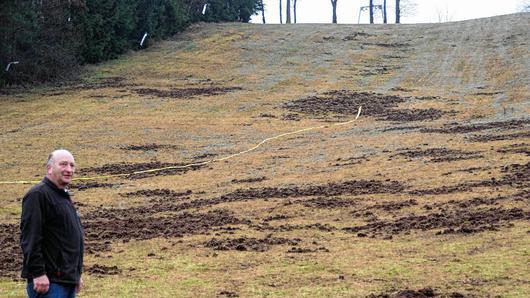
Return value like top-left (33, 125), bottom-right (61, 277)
top-left (20, 149), bottom-right (84, 298)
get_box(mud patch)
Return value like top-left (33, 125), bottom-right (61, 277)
top-left (0, 224), bottom-right (21, 279)
top-left (283, 90), bottom-right (444, 122)
top-left (71, 181), bottom-right (119, 191)
top-left (410, 163), bottom-right (528, 195)
top-left (368, 287), bottom-right (468, 298)
top-left (85, 264), bottom-right (122, 276)
top-left (466, 131), bottom-right (530, 142)
top-left (120, 188), bottom-right (192, 202)
top-left (496, 143), bottom-right (530, 156)
top-left (344, 207), bottom-right (529, 237)
top-left (421, 119), bottom-right (529, 134)
top-left (134, 86), bottom-right (241, 99)
top-left (79, 161), bottom-right (204, 179)
top-left (231, 177), bottom-right (267, 184)
top-left (84, 209), bottom-right (246, 253)
top-left (217, 180), bottom-right (404, 202)
top-left (120, 143), bottom-right (179, 151)
top-left (204, 235), bottom-right (300, 252)
top-left (392, 148), bottom-right (483, 163)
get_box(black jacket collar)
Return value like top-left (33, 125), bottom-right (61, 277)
top-left (43, 177), bottom-right (70, 197)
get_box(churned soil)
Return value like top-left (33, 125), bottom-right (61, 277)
top-left (204, 235), bottom-right (300, 252)
top-left (0, 223), bottom-right (20, 279)
top-left (133, 86), bottom-right (242, 99)
top-left (78, 161), bottom-right (204, 179)
top-left (120, 143), bottom-right (180, 151)
top-left (421, 119), bottom-right (530, 134)
top-left (391, 147), bottom-right (484, 163)
top-left (85, 264), bottom-right (122, 276)
top-left (344, 207), bottom-right (529, 238)
top-left (367, 287), bottom-right (467, 297)
top-left (283, 90), bottom-right (444, 122)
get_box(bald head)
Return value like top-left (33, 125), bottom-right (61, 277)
top-left (47, 149), bottom-right (74, 167)
top-left (46, 149), bottom-right (76, 188)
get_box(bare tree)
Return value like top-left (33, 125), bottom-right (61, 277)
top-left (294, 0), bottom-right (298, 23)
top-left (286, 0), bottom-right (291, 23)
top-left (260, 0), bottom-right (266, 23)
top-left (395, 0), bottom-right (400, 23)
top-left (279, 0), bottom-right (283, 24)
top-left (331, 0), bottom-right (338, 23)
top-left (369, 0), bottom-right (374, 24)
top-left (435, 5), bottom-right (453, 23)
top-left (383, 0), bottom-right (387, 23)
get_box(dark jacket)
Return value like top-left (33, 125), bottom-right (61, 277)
top-left (20, 177), bottom-right (84, 284)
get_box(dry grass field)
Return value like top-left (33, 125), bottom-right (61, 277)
top-left (1, 13), bottom-right (529, 297)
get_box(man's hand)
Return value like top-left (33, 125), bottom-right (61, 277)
top-left (76, 277), bottom-right (84, 293)
top-left (33, 275), bottom-right (49, 294)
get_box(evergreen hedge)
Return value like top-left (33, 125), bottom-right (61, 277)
top-left (0, 0), bottom-right (261, 87)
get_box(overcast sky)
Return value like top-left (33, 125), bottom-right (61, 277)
top-left (251, 0), bottom-right (527, 24)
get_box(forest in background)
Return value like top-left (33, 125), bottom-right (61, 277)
top-left (0, 0), bottom-right (261, 87)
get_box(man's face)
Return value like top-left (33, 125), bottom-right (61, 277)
top-left (47, 153), bottom-right (75, 188)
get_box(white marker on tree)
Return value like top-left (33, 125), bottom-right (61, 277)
top-left (140, 32), bottom-right (148, 47)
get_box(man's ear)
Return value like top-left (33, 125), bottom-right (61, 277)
top-left (46, 164), bottom-right (52, 175)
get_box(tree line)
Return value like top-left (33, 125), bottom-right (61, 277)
top-left (0, 0), bottom-right (262, 87)
top-left (265, 0), bottom-right (411, 24)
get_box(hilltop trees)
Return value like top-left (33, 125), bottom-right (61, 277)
top-left (1, 0), bottom-right (261, 87)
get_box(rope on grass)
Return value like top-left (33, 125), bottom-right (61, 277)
top-left (0, 106), bottom-right (362, 185)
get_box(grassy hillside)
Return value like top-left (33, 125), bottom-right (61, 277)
top-left (1, 13), bottom-right (529, 297)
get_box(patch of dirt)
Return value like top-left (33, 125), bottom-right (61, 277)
top-left (368, 288), bottom-right (466, 298)
top-left (84, 209), bottom-right (246, 254)
top-left (134, 86), bottom-right (242, 99)
top-left (253, 222), bottom-right (337, 233)
top-left (421, 119), bottom-right (529, 134)
top-left (120, 143), bottom-right (179, 151)
top-left (392, 148), bottom-right (483, 163)
top-left (332, 155), bottom-right (371, 167)
top-left (0, 224), bottom-right (21, 279)
top-left (71, 181), bottom-right (119, 191)
top-left (120, 188), bottom-right (192, 202)
top-left (78, 161), bottom-right (204, 179)
top-left (217, 180), bottom-right (404, 202)
top-left (342, 32), bottom-right (372, 40)
top-left (410, 163), bottom-right (528, 195)
top-left (85, 264), bottom-right (122, 276)
top-left (204, 235), bottom-right (300, 252)
top-left (283, 90), bottom-right (444, 122)
top-left (496, 143), bottom-right (530, 156)
top-left (218, 290), bottom-right (239, 297)
top-left (231, 177), bottom-right (267, 184)
top-left (466, 131), bottom-right (530, 142)
top-left (281, 113), bottom-right (301, 121)
top-left (345, 207), bottom-right (529, 237)
top-left (362, 42), bottom-right (410, 48)
top-left (286, 246), bottom-right (330, 253)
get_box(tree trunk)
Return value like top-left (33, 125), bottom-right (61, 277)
top-left (279, 0), bottom-right (283, 24)
top-left (369, 0), bottom-right (374, 24)
top-left (395, 0), bottom-right (400, 23)
top-left (383, 0), bottom-right (387, 23)
top-left (331, 0), bottom-right (338, 24)
top-left (261, 0), bottom-right (266, 24)
top-left (286, 0), bottom-right (291, 23)
top-left (293, 0), bottom-right (297, 24)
